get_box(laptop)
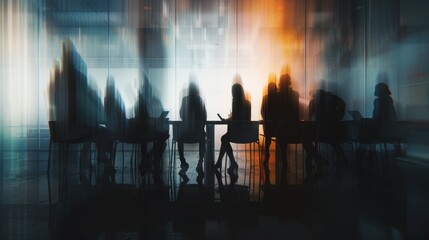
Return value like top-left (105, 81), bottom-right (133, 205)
top-left (348, 110), bottom-right (363, 121)
top-left (159, 111), bottom-right (169, 119)
top-left (217, 113), bottom-right (225, 121)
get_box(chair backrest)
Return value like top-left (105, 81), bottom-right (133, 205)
top-left (172, 121), bottom-right (206, 143)
top-left (229, 121), bottom-right (259, 144)
top-left (275, 121), bottom-right (307, 143)
top-left (48, 121), bottom-right (58, 142)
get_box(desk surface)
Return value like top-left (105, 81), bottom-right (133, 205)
top-left (168, 120), bottom-right (263, 125)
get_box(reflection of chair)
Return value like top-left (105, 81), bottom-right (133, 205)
top-left (47, 121), bottom-right (93, 201)
top-left (275, 122), bottom-right (308, 185)
top-left (314, 121), bottom-right (354, 172)
top-left (113, 118), bottom-right (169, 187)
top-left (223, 121), bottom-right (260, 200)
top-left (47, 121), bottom-right (93, 229)
top-left (114, 134), bottom-right (146, 186)
top-left (354, 120), bottom-right (400, 176)
top-left (168, 121), bottom-right (206, 200)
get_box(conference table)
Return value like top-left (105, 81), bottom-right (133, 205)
top-left (169, 120), bottom-right (262, 197)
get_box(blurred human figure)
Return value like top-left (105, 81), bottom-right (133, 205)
top-left (309, 89), bottom-right (347, 165)
top-left (135, 76), bottom-right (169, 185)
top-left (104, 76), bottom-right (126, 134)
top-left (261, 77), bottom-right (278, 185)
top-left (178, 81), bottom-right (207, 173)
top-left (277, 74), bottom-right (299, 122)
top-left (214, 78), bottom-right (251, 175)
top-left (102, 76), bottom-right (127, 179)
top-left (355, 82), bottom-right (397, 177)
top-left (48, 39), bottom-right (113, 180)
top-left (373, 83), bottom-right (397, 126)
top-left (276, 74), bottom-right (299, 184)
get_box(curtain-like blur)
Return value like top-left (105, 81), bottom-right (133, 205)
top-left (1, 0), bottom-right (429, 159)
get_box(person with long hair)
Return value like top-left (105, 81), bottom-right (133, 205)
top-left (214, 77), bottom-right (251, 174)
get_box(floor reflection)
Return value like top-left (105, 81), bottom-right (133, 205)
top-left (0, 143), bottom-right (424, 239)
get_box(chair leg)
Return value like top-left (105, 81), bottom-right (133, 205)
top-left (130, 144), bottom-right (134, 185)
top-left (295, 144), bottom-right (298, 184)
top-left (173, 141), bottom-right (177, 200)
top-left (301, 143), bottom-right (304, 183)
top-left (224, 154), bottom-right (228, 185)
top-left (47, 141), bottom-right (52, 207)
top-left (47, 141), bottom-right (52, 176)
top-left (89, 142), bottom-right (93, 185)
top-left (168, 140), bottom-right (176, 199)
top-left (258, 142), bottom-right (262, 201)
top-left (244, 144), bottom-right (247, 186)
top-left (251, 143), bottom-right (255, 195)
top-left (383, 142), bottom-right (389, 169)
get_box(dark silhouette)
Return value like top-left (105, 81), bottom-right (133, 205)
top-left (276, 74), bottom-right (300, 184)
top-left (214, 78), bottom-right (251, 175)
top-left (178, 81), bottom-right (207, 172)
top-left (309, 89), bottom-right (347, 165)
top-left (102, 75), bottom-right (128, 179)
top-left (134, 75), bottom-right (169, 185)
top-left (373, 82), bottom-right (397, 126)
top-left (355, 82), bottom-right (397, 177)
top-left (48, 38), bottom-right (113, 179)
top-left (277, 74), bottom-right (299, 123)
top-left (104, 76), bottom-right (126, 134)
top-left (48, 38), bottom-right (104, 129)
top-left (261, 77), bottom-right (278, 185)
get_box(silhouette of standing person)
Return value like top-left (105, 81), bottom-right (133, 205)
top-left (214, 78), bottom-right (251, 175)
top-left (261, 80), bottom-right (278, 185)
top-left (178, 81), bottom-right (207, 173)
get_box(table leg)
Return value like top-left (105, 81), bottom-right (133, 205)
top-left (205, 124), bottom-right (215, 200)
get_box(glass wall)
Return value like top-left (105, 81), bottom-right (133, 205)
top-left (2, 0), bottom-right (429, 153)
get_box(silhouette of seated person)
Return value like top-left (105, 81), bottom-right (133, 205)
top-left (102, 75), bottom-right (130, 179)
top-left (48, 39), bottom-right (114, 177)
top-left (178, 81), bottom-right (207, 173)
top-left (214, 78), bottom-right (251, 175)
top-left (309, 89), bottom-right (347, 165)
top-left (276, 74), bottom-right (317, 184)
top-left (133, 77), bottom-right (169, 184)
top-left (49, 39), bottom-right (103, 133)
top-left (104, 76), bottom-right (127, 136)
top-left (356, 82), bottom-right (397, 165)
top-left (261, 78), bottom-right (278, 184)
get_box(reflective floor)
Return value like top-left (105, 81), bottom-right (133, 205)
top-left (1, 141), bottom-right (428, 240)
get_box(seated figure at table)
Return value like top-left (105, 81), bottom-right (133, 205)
top-left (214, 76), bottom-right (251, 175)
top-left (355, 81), bottom-right (397, 173)
top-left (178, 80), bottom-right (207, 173)
top-left (260, 75), bottom-right (278, 184)
top-left (48, 38), bottom-right (114, 179)
top-left (276, 74), bottom-right (299, 184)
top-left (102, 75), bottom-right (129, 179)
top-left (134, 75), bottom-right (169, 184)
top-left (308, 89), bottom-right (347, 166)
top-left (104, 75), bottom-right (127, 135)
top-left (276, 74), bottom-right (317, 184)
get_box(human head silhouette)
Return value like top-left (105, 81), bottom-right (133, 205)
top-left (374, 83), bottom-right (391, 97)
top-left (232, 83), bottom-right (244, 100)
top-left (268, 82), bottom-right (277, 95)
top-left (188, 81), bottom-right (199, 96)
top-left (279, 74), bottom-right (291, 92)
